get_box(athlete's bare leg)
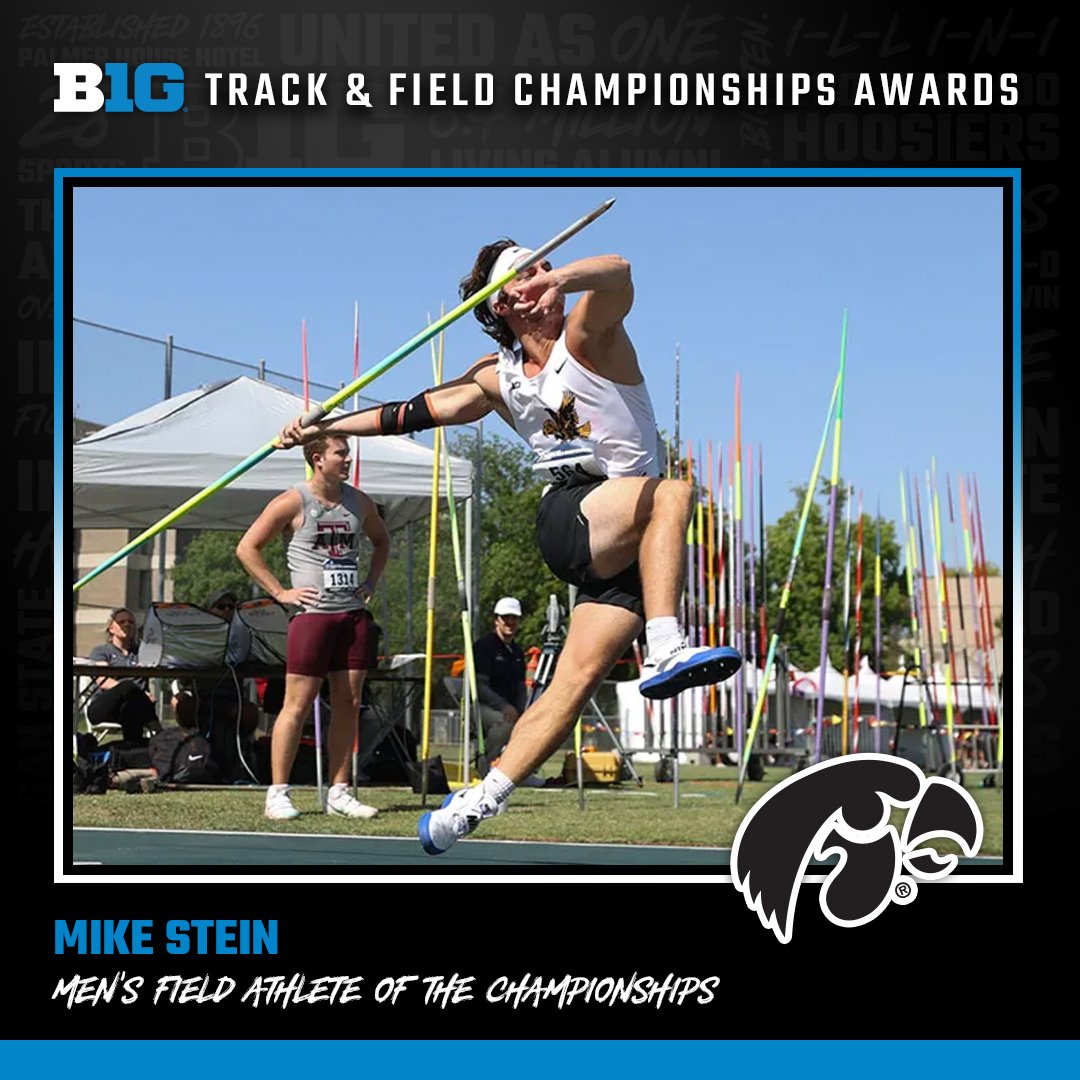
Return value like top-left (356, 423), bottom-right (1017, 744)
top-left (270, 673), bottom-right (322, 785)
top-left (579, 476), bottom-right (692, 619)
top-left (494, 602), bottom-right (642, 783)
top-left (326, 668), bottom-right (366, 785)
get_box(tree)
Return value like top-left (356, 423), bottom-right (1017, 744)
top-left (450, 430), bottom-right (564, 649)
top-left (171, 530), bottom-right (289, 606)
top-left (358, 432), bottom-right (564, 664)
top-left (762, 480), bottom-right (909, 672)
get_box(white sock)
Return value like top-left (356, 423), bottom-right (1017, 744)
top-left (481, 766), bottom-right (516, 804)
top-left (329, 783), bottom-right (347, 795)
top-left (267, 783), bottom-right (290, 798)
top-left (645, 617), bottom-right (682, 657)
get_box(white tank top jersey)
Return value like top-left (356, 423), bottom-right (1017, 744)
top-left (495, 329), bottom-right (662, 485)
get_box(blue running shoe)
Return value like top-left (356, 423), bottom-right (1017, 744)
top-left (418, 786), bottom-right (507, 855)
top-left (639, 641), bottom-right (743, 700)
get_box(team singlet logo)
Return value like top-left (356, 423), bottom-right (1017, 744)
top-left (313, 522), bottom-right (355, 558)
top-left (731, 754), bottom-right (983, 943)
top-left (542, 391), bottom-right (592, 441)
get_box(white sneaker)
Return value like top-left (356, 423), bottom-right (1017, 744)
top-left (639, 640), bottom-right (743, 700)
top-left (325, 783), bottom-right (379, 820)
top-left (418, 785), bottom-right (507, 855)
top-left (264, 785), bottom-right (301, 820)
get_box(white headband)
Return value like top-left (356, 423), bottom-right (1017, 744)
top-left (486, 245), bottom-right (534, 314)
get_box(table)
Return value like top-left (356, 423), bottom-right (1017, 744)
top-left (71, 662), bottom-right (425, 765)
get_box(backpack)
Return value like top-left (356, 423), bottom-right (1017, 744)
top-left (73, 755), bottom-right (110, 795)
top-left (149, 726), bottom-right (218, 784)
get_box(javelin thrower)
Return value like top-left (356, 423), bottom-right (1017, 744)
top-left (280, 228), bottom-right (742, 854)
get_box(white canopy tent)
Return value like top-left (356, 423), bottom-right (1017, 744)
top-left (790, 658), bottom-right (996, 713)
top-left (72, 376), bottom-right (485, 787)
top-left (72, 376), bottom-right (473, 533)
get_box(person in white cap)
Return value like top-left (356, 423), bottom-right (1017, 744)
top-left (471, 596), bottom-right (529, 765)
top-left (279, 234), bottom-right (741, 854)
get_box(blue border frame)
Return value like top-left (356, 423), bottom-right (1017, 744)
top-left (4, 1039), bottom-right (1075, 1076)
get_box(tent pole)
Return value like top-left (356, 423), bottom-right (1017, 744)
top-left (156, 334), bottom-right (173, 604)
top-left (464, 494), bottom-right (474, 786)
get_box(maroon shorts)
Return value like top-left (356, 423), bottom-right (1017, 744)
top-left (287, 610), bottom-right (375, 678)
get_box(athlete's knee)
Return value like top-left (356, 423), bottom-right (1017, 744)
top-left (657, 478), bottom-right (693, 523)
top-left (551, 650), bottom-right (610, 704)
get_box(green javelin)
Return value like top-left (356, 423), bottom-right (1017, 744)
top-left (429, 321), bottom-right (486, 781)
top-left (899, 473), bottom-right (929, 731)
top-left (735, 366), bottom-right (842, 803)
top-left (930, 460), bottom-right (958, 776)
top-left (72, 197), bottom-right (617, 592)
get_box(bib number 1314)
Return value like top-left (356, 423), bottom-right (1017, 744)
top-left (322, 558), bottom-right (358, 593)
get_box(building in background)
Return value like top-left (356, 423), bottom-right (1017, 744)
top-left (71, 416), bottom-right (180, 657)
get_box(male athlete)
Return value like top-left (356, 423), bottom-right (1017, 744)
top-left (237, 434), bottom-right (389, 821)
top-left (279, 241), bottom-right (740, 852)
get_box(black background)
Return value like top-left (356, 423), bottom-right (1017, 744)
top-left (15, 0), bottom-right (1065, 1039)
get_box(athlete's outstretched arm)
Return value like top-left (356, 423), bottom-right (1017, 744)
top-left (279, 359), bottom-right (496, 447)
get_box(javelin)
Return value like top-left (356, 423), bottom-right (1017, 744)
top-left (735, 361), bottom-right (843, 803)
top-left (72, 196), bottom-right (617, 592)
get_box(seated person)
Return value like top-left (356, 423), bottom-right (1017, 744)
top-left (85, 607), bottom-right (159, 747)
top-left (472, 597), bottom-right (547, 787)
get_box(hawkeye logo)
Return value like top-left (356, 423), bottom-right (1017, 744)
top-left (731, 755), bottom-right (983, 944)
top-left (53, 62), bottom-right (185, 113)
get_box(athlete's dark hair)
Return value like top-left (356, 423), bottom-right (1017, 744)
top-left (459, 238), bottom-right (518, 348)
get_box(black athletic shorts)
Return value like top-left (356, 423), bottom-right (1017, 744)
top-left (535, 477), bottom-right (645, 618)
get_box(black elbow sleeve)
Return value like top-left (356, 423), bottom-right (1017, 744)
top-left (378, 393), bottom-right (437, 435)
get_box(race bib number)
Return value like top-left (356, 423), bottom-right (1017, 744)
top-left (322, 558), bottom-right (358, 593)
top-left (532, 440), bottom-right (604, 484)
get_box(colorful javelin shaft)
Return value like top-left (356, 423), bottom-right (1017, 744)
top-left (706, 441), bottom-right (717, 722)
top-left (697, 445), bottom-right (707, 651)
top-left (746, 438), bottom-right (758, 728)
top-left (733, 376), bottom-right (746, 768)
top-left (685, 441), bottom-right (697, 653)
top-left (874, 503), bottom-right (882, 753)
top-left (900, 472), bottom-right (929, 731)
top-left (758, 444), bottom-right (767, 665)
top-left (839, 483), bottom-right (854, 755)
top-left (419, 310), bottom-right (447, 795)
top-left (972, 475), bottom-right (1004, 767)
top-left (930, 461), bottom-right (957, 775)
top-left (959, 476), bottom-right (989, 727)
top-left (706, 441), bottom-right (716, 650)
top-left (946, 474), bottom-right (975, 717)
top-left (432, 324), bottom-right (484, 783)
top-left (351, 301), bottom-right (362, 487)
top-left (912, 473), bottom-right (940, 722)
top-left (72, 197), bottom-right (616, 592)
top-left (813, 310), bottom-right (849, 765)
top-left (852, 490), bottom-right (865, 753)
top-left (716, 444), bottom-right (726, 647)
top-left (736, 363), bottom-right (842, 800)
top-left (757, 444), bottom-right (768, 732)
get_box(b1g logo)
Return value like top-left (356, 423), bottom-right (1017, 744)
top-left (53, 62), bottom-right (185, 113)
top-left (731, 755), bottom-right (983, 944)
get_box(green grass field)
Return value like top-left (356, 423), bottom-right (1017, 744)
top-left (72, 763), bottom-right (1006, 855)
